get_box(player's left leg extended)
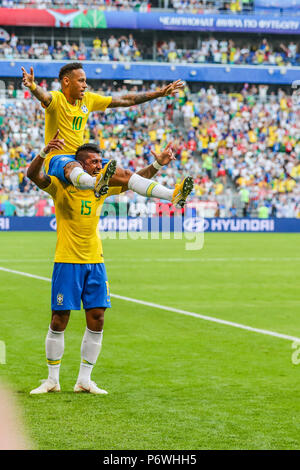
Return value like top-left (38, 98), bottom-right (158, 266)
top-left (110, 170), bottom-right (194, 208)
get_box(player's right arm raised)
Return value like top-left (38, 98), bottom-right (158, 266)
top-left (21, 66), bottom-right (52, 107)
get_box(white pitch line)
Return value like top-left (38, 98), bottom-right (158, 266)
top-left (0, 266), bottom-right (299, 343)
top-left (108, 257), bottom-right (300, 263)
top-left (0, 267), bottom-right (51, 282)
top-left (0, 259), bottom-right (53, 263)
top-left (1, 257), bottom-right (300, 263)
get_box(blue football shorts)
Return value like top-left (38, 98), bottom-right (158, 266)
top-left (51, 263), bottom-right (111, 311)
top-left (48, 154), bottom-right (109, 184)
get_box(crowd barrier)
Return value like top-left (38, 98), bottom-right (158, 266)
top-left (1, 60), bottom-right (299, 85)
top-left (1, 217), bottom-right (300, 233)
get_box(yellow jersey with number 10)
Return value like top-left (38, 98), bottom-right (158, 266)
top-left (43, 90), bottom-right (112, 172)
top-left (44, 175), bottom-right (121, 264)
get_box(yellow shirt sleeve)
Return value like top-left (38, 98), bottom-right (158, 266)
top-left (87, 92), bottom-right (112, 112)
top-left (42, 175), bottom-right (60, 199)
top-left (41, 90), bottom-right (60, 112)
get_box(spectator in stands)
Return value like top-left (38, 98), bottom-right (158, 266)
top-left (2, 196), bottom-right (16, 216)
top-left (50, 78), bottom-right (61, 91)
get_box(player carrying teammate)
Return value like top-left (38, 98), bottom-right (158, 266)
top-left (21, 63), bottom-right (193, 207)
top-left (27, 132), bottom-right (177, 395)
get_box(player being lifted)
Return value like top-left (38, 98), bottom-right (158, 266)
top-left (21, 63), bottom-right (193, 207)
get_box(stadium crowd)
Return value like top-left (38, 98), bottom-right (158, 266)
top-left (170, 0), bottom-right (253, 14)
top-left (156, 38), bottom-right (299, 66)
top-left (0, 0), bottom-right (151, 10)
top-left (0, 35), bottom-right (144, 62)
top-left (0, 0), bottom-right (252, 13)
top-left (0, 35), bottom-right (299, 66)
top-left (0, 82), bottom-right (299, 218)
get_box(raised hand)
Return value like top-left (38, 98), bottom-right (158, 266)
top-left (160, 80), bottom-right (185, 97)
top-left (151, 142), bottom-right (176, 167)
top-left (43, 130), bottom-right (64, 155)
top-left (21, 66), bottom-right (35, 88)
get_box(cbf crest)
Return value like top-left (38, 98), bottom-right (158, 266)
top-left (81, 105), bottom-right (89, 114)
top-left (57, 293), bottom-right (64, 305)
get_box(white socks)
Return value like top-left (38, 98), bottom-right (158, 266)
top-left (69, 167), bottom-right (96, 189)
top-left (44, 327), bottom-right (103, 386)
top-left (69, 168), bottom-right (174, 201)
top-left (77, 328), bottom-right (103, 384)
top-left (128, 173), bottom-right (173, 201)
top-left (45, 327), bottom-right (64, 384)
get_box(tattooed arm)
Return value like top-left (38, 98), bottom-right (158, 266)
top-left (21, 66), bottom-right (52, 107)
top-left (107, 79), bottom-right (184, 108)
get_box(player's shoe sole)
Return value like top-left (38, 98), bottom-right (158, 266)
top-left (172, 176), bottom-right (194, 208)
top-left (30, 379), bottom-right (61, 395)
top-left (74, 381), bottom-right (108, 395)
top-left (94, 160), bottom-right (117, 198)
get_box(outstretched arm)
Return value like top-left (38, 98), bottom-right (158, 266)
top-left (27, 130), bottom-right (65, 189)
top-left (21, 66), bottom-right (52, 107)
top-left (137, 142), bottom-right (175, 179)
top-left (108, 80), bottom-right (184, 108)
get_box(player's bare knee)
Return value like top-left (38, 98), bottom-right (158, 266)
top-left (86, 308), bottom-right (105, 330)
top-left (122, 169), bottom-right (133, 184)
top-left (111, 168), bottom-right (133, 186)
top-left (51, 311), bottom-right (70, 331)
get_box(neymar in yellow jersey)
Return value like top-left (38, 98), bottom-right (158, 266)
top-left (27, 133), bottom-right (180, 395)
top-left (21, 62), bottom-right (187, 202)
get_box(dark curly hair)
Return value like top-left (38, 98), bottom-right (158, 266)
top-left (75, 143), bottom-right (102, 161)
top-left (59, 62), bottom-right (83, 81)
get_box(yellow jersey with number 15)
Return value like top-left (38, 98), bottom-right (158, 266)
top-left (43, 175), bottom-right (121, 264)
top-left (43, 90), bottom-right (112, 172)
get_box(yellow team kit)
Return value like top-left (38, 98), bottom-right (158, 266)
top-left (44, 176), bottom-right (121, 264)
top-left (43, 90), bottom-right (112, 172)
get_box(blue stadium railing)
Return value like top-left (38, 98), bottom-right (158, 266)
top-left (0, 59), bottom-right (299, 85)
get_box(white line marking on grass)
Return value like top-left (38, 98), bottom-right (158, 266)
top-left (1, 266), bottom-right (299, 343)
top-left (0, 267), bottom-right (51, 282)
top-left (0, 259), bottom-right (53, 263)
top-left (0, 257), bottom-right (299, 263)
top-left (108, 257), bottom-right (300, 263)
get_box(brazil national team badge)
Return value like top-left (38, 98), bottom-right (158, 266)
top-left (81, 105), bottom-right (88, 114)
top-left (57, 293), bottom-right (64, 306)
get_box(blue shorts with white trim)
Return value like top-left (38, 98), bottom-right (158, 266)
top-left (51, 263), bottom-right (111, 311)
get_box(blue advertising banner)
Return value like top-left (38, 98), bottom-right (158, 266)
top-left (1, 9), bottom-right (300, 34)
top-left (4, 60), bottom-right (300, 85)
top-left (104, 11), bottom-right (300, 35)
top-left (1, 217), bottom-right (300, 233)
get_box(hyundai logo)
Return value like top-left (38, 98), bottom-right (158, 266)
top-left (183, 217), bottom-right (208, 232)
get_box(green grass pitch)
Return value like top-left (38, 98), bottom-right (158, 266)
top-left (0, 232), bottom-right (300, 450)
